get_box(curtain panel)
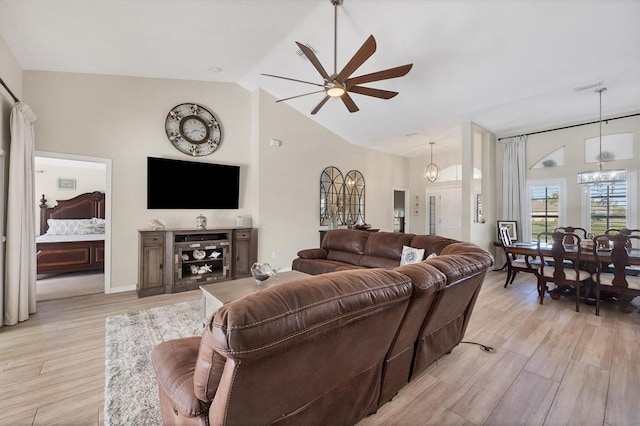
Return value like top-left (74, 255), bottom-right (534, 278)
top-left (501, 135), bottom-right (527, 239)
top-left (3, 101), bottom-right (37, 325)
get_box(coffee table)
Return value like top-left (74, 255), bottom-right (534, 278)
top-left (200, 270), bottom-right (310, 321)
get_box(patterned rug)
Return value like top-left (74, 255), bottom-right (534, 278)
top-left (104, 299), bottom-right (204, 426)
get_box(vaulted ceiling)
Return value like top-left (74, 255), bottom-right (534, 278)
top-left (1, 0), bottom-right (638, 157)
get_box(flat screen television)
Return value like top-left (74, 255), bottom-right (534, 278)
top-left (147, 157), bottom-right (240, 209)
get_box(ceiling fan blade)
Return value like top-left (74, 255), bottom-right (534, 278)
top-left (337, 35), bottom-right (377, 82)
top-left (311, 96), bottom-right (330, 115)
top-left (296, 42), bottom-right (331, 81)
top-left (341, 93), bottom-right (360, 113)
top-left (346, 64), bottom-right (413, 86)
top-left (348, 86), bottom-right (398, 99)
top-left (276, 90), bottom-right (327, 103)
top-left (261, 73), bottom-right (325, 87)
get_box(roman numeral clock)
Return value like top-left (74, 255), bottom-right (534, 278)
top-left (165, 103), bottom-right (222, 156)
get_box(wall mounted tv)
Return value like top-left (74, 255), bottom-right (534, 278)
top-left (147, 157), bottom-right (240, 209)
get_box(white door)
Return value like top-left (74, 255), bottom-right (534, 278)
top-left (426, 187), bottom-right (462, 239)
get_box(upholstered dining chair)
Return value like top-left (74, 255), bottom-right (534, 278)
top-left (592, 233), bottom-right (640, 315)
top-left (536, 231), bottom-right (591, 311)
top-left (499, 226), bottom-right (540, 288)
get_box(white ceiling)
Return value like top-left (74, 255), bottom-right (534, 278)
top-left (1, 0), bottom-right (639, 158)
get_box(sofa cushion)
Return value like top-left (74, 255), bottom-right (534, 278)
top-left (410, 235), bottom-right (460, 256)
top-left (322, 229), bottom-right (369, 253)
top-left (322, 229), bottom-right (369, 266)
top-left (359, 232), bottom-right (415, 268)
top-left (400, 245), bottom-right (425, 265)
top-left (291, 258), bottom-right (363, 275)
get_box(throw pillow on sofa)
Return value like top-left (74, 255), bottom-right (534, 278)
top-left (400, 245), bottom-right (425, 265)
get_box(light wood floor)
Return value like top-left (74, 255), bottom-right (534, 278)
top-left (1, 271), bottom-right (638, 425)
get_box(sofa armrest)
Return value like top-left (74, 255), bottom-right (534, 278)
top-left (296, 248), bottom-right (328, 259)
top-left (151, 337), bottom-right (210, 418)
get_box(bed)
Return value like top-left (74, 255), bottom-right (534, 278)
top-left (36, 191), bottom-right (106, 275)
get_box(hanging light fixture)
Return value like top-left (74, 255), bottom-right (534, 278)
top-left (576, 87), bottom-right (626, 187)
top-left (424, 142), bottom-right (440, 182)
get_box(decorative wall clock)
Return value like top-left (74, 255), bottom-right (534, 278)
top-left (165, 103), bottom-right (222, 156)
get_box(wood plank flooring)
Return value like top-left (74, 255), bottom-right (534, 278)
top-left (0, 271), bottom-right (638, 425)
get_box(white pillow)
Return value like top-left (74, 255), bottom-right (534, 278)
top-left (400, 245), bottom-right (425, 265)
top-left (46, 218), bottom-right (93, 235)
top-left (426, 252), bottom-right (437, 260)
top-left (80, 223), bottom-right (105, 234)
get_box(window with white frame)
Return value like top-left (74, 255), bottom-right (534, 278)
top-left (526, 179), bottom-right (565, 242)
top-left (587, 182), bottom-right (627, 235)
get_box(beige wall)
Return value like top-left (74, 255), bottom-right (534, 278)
top-left (35, 161), bottom-right (107, 208)
top-left (24, 71), bottom-right (254, 290)
top-left (23, 71), bottom-right (409, 289)
top-left (254, 89), bottom-right (409, 269)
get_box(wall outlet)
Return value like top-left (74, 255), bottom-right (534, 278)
top-left (271, 251), bottom-right (277, 259)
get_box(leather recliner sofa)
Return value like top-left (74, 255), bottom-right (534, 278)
top-left (292, 229), bottom-right (460, 274)
top-left (152, 230), bottom-right (493, 425)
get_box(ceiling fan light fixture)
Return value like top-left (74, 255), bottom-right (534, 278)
top-left (326, 83), bottom-right (346, 97)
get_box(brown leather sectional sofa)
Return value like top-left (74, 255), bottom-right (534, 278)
top-left (151, 229), bottom-right (493, 425)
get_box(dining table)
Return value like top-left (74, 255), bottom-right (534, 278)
top-left (504, 240), bottom-right (640, 312)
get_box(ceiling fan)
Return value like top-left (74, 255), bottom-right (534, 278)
top-left (261, 0), bottom-right (413, 115)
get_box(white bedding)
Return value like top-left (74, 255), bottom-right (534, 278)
top-left (36, 233), bottom-right (105, 243)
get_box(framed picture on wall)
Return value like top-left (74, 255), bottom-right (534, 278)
top-left (58, 178), bottom-right (76, 190)
top-left (497, 220), bottom-right (518, 242)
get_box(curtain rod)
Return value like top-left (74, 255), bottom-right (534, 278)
top-left (497, 112), bottom-right (640, 141)
top-left (0, 77), bottom-right (20, 103)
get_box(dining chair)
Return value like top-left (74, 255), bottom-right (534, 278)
top-left (592, 233), bottom-right (640, 315)
top-left (536, 231), bottom-right (591, 311)
top-left (499, 226), bottom-right (540, 288)
top-left (554, 226), bottom-right (588, 241)
top-left (602, 229), bottom-right (640, 276)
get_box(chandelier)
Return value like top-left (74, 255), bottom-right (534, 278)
top-left (424, 142), bottom-right (439, 182)
top-left (576, 87), bottom-right (626, 187)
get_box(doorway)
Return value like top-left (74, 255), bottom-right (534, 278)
top-left (34, 151), bottom-right (112, 299)
top-left (426, 187), bottom-right (462, 240)
top-left (393, 189), bottom-right (408, 233)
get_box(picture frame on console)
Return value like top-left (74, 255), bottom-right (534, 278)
top-left (497, 220), bottom-right (518, 242)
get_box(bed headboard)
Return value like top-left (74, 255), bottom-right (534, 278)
top-left (39, 191), bottom-right (106, 235)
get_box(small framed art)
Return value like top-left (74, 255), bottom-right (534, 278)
top-left (58, 178), bottom-right (76, 190)
top-left (497, 220), bottom-right (518, 242)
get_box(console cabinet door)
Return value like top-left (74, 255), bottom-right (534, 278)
top-left (233, 229), bottom-right (257, 278)
top-left (138, 232), bottom-right (165, 297)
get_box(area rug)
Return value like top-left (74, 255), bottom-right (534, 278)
top-left (104, 299), bottom-right (204, 426)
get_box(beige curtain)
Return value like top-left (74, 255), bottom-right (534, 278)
top-left (501, 135), bottom-right (527, 240)
top-left (4, 101), bottom-right (37, 326)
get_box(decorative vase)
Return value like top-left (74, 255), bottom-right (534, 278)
top-left (250, 262), bottom-right (277, 285)
top-left (196, 214), bottom-right (206, 229)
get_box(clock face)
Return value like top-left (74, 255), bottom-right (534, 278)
top-left (165, 103), bottom-right (222, 156)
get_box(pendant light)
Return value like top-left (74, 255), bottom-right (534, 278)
top-left (576, 87), bottom-right (626, 187)
top-left (424, 142), bottom-right (439, 182)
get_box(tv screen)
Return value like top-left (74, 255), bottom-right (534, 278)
top-left (147, 157), bottom-right (240, 209)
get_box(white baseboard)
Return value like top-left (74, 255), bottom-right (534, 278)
top-left (108, 284), bottom-right (136, 294)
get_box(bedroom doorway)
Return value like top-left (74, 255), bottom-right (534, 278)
top-left (34, 152), bottom-right (112, 300)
